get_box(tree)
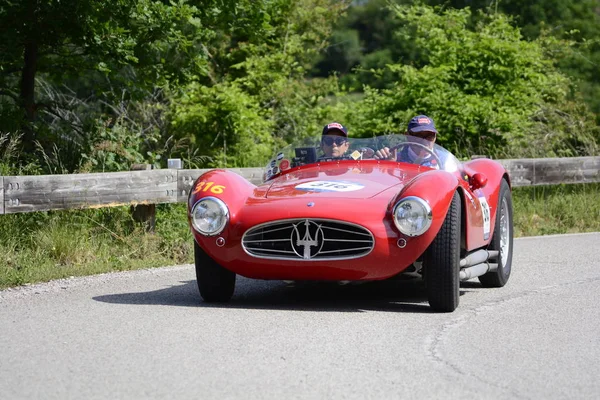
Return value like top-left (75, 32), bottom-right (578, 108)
top-left (314, 0), bottom-right (600, 116)
top-left (335, 4), bottom-right (598, 158)
top-left (0, 0), bottom-right (208, 148)
top-left (169, 0), bottom-right (350, 167)
top-left (425, 0), bottom-right (600, 114)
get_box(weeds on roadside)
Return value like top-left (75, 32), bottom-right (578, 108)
top-left (512, 183), bottom-right (600, 236)
top-left (0, 204), bottom-right (192, 289)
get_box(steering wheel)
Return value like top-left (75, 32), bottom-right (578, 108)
top-left (390, 142), bottom-right (442, 167)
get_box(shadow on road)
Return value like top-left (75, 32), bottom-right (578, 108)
top-left (93, 277), bottom-right (481, 313)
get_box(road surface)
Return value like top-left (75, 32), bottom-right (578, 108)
top-left (1, 233), bottom-right (599, 399)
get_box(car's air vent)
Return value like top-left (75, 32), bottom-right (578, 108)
top-left (242, 219), bottom-right (374, 260)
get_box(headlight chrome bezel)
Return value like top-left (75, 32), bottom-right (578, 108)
top-left (392, 196), bottom-right (433, 237)
top-left (190, 196), bottom-right (229, 236)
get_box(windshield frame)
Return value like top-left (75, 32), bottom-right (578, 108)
top-left (262, 134), bottom-right (461, 182)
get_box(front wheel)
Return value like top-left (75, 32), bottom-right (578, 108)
top-left (194, 241), bottom-right (236, 302)
top-left (479, 179), bottom-right (513, 287)
top-left (424, 191), bottom-right (461, 312)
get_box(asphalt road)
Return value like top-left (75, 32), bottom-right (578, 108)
top-left (1, 233), bottom-right (599, 399)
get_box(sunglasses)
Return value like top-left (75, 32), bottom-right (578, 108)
top-left (408, 131), bottom-right (436, 141)
top-left (322, 136), bottom-right (348, 146)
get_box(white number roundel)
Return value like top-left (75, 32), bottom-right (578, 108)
top-left (479, 195), bottom-right (491, 240)
top-left (295, 181), bottom-right (364, 192)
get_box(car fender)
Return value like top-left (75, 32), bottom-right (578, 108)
top-left (188, 169), bottom-right (259, 242)
top-left (188, 169), bottom-right (258, 208)
top-left (463, 158), bottom-right (510, 237)
top-left (388, 170), bottom-right (460, 246)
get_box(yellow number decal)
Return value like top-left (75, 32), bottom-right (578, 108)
top-left (210, 185), bottom-right (225, 194)
top-left (193, 181), bottom-right (226, 195)
top-left (193, 182), bottom-right (205, 193)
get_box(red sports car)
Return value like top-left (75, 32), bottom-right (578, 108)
top-left (187, 134), bottom-right (513, 312)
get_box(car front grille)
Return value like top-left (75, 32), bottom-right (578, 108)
top-left (242, 219), bottom-right (374, 261)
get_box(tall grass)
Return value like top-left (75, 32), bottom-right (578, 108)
top-left (512, 183), bottom-right (600, 236)
top-left (0, 204), bottom-right (193, 288)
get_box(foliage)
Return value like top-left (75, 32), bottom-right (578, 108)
top-left (0, 0), bottom-right (351, 172)
top-left (317, 0), bottom-right (600, 116)
top-left (331, 4), bottom-right (597, 159)
top-left (3, 0), bottom-right (596, 172)
top-left (434, 0), bottom-right (600, 115)
top-left (0, 0), bottom-right (211, 159)
top-left (0, 132), bottom-right (44, 175)
top-left (170, 82), bottom-right (275, 168)
top-left (169, 0), bottom-right (349, 167)
top-left (75, 88), bottom-right (197, 172)
top-left (313, 28), bottom-right (363, 78)
top-left (0, 132), bottom-right (22, 175)
top-left (0, 0), bottom-right (209, 98)
top-left (524, 102), bottom-right (600, 158)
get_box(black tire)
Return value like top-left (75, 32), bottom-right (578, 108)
top-left (479, 179), bottom-right (513, 287)
top-left (424, 191), bottom-right (461, 312)
top-left (194, 240), bottom-right (236, 302)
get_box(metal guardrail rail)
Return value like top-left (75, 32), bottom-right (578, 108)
top-left (1, 157), bottom-right (599, 215)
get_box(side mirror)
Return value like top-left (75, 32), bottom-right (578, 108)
top-left (470, 173), bottom-right (488, 190)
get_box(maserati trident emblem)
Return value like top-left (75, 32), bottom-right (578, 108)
top-left (291, 220), bottom-right (324, 259)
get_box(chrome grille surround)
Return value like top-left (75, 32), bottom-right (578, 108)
top-left (242, 218), bottom-right (375, 261)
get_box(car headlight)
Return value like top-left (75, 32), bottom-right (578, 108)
top-left (190, 197), bottom-right (229, 236)
top-left (393, 196), bottom-right (432, 237)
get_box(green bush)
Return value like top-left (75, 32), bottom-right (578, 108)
top-left (332, 5), bottom-right (598, 159)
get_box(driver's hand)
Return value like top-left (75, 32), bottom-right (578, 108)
top-left (374, 147), bottom-right (394, 160)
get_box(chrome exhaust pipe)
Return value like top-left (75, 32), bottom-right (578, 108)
top-left (460, 249), bottom-right (499, 267)
top-left (459, 262), bottom-right (498, 281)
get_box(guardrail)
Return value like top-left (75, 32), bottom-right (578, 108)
top-left (1, 156), bottom-right (599, 215)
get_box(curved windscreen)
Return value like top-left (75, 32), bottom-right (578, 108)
top-left (263, 134), bottom-right (460, 182)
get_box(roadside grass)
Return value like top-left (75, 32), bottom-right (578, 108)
top-left (0, 204), bottom-right (193, 289)
top-left (0, 183), bottom-right (599, 289)
top-left (512, 183), bottom-right (600, 237)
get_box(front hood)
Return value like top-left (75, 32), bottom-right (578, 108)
top-left (265, 160), bottom-right (422, 199)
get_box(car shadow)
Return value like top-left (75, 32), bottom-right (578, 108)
top-left (93, 277), bottom-right (476, 314)
top-left (460, 281), bottom-right (486, 289)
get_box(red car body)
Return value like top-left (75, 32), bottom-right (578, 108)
top-left (187, 135), bottom-right (514, 311)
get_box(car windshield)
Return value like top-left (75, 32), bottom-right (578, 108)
top-left (263, 134), bottom-right (461, 182)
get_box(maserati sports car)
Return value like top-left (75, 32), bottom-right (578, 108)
top-left (187, 134), bottom-right (513, 312)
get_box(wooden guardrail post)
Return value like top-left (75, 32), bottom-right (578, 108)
top-left (130, 163), bottom-right (155, 232)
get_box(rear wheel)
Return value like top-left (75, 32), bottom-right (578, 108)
top-left (194, 241), bottom-right (236, 302)
top-left (479, 179), bottom-right (513, 287)
top-left (424, 191), bottom-right (461, 312)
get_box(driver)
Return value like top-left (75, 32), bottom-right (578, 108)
top-left (320, 122), bottom-right (350, 159)
top-left (374, 115), bottom-right (445, 169)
